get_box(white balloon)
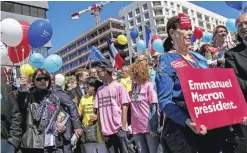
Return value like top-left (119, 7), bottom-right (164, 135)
top-left (1, 18), bottom-right (23, 47)
top-left (0, 42), bottom-right (12, 65)
top-left (55, 74), bottom-right (65, 86)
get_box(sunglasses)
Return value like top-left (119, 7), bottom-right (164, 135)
top-left (36, 76), bottom-right (49, 82)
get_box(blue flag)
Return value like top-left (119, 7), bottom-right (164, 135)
top-left (89, 46), bottom-right (105, 61)
top-left (145, 26), bottom-right (151, 48)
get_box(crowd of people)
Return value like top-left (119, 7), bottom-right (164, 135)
top-left (1, 12), bottom-right (247, 153)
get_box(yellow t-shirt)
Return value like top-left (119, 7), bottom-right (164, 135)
top-left (78, 95), bottom-right (104, 143)
top-left (120, 76), bottom-right (132, 93)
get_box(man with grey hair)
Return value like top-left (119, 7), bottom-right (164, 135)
top-left (225, 13), bottom-right (247, 152)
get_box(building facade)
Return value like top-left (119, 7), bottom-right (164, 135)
top-left (119, 1), bottom-right (228, 55)
top-left (1, 1), bottom-right (51, 50)
top-left (54, 18), bottom-right (127, 75)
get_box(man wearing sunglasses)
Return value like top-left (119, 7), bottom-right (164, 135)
top-left (1, 66), bottom-right (22, 153)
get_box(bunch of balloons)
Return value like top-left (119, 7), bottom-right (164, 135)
top-left (1, 18), bottom-right (63, 76)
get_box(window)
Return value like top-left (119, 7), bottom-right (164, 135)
top-left (153, 1), bottom-right (161, 6)
top-left (140, 34), bottom-right (144, 40)
top-left (172, 11), bottom-right (176, 16)
top-left (138, 26), bottom-right (142, 32)
top-left (177, 4), bottom-right (180, 11)
top-left (144, 13), bottom-right (149, 19)
top-left (14, 3), bottom-right (22, 14)
top-left (31, 7), bottom-right (38, 17)
top-left (128, 12), bottom-right (133, 18)
top-left (164, 1), bottom-right (167, 6)
top-left (205, 16), bottom-right (210, 22)
top-left (146, 21), bottom-right (150, 27)
top-left (135, 8), bottom-right (140, 15)
top-left (154, 10), bottom-right (163, 16)
top-left (4, 2), bottom-right (14, 13)
top-left (137, 17), bottom-right (141, 23)
top-left (38, 8), bottom-right (46, 18)
top-left (129, 20), bottom-right (134, 27)
top-left (191, 10), bottom-right (194, 16)
top-left (182, 7), bottom-right (188, 15)
top-left (132, 39), bottom-right (136, 45)
top-left (193, 18), bottom-right (196, 24)
top-left (197, 13), bottom-right (202, 20)
top-left (199, 21), bottom-right (204, 27)
top-left (165, 9), bottom-right (169, 15)
top-left (143, 3), bottom-right (148, 10)
top-left (171, 2), bottom-right (174, 8)
top-left (22, 5), bottom-right (30, 16)
top-left (206, 23), bottom-right (211, 30)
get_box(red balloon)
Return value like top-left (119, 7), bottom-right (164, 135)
top-left (151, 47), bottom-right (155, 56)
top-left (8, 21), bottom-right (31, 63)
top-left (193, 27), bottom-right (204, 40)
top-left (18, 20), bottom-right (30, 45)
top-left (8, 44), bottom-right (31, 63)
top-left (151, 35), bottom-right (162, 44)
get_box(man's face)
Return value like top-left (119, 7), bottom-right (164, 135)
top-left (236, 14), bottom-right (247, 40)
top-left (79, 71), bottom-right (89, 83)
top-left (90, 68), bottom-right (98, 77)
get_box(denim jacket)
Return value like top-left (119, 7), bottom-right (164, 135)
top-left (155, 51), bottom-right (208, 126)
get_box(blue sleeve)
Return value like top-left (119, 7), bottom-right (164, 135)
top-left (155, 59), bottom-right (189, 127)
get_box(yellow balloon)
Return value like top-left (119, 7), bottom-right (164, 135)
top-left (20, 64), bottom-right (35, 77)
top-left (117, 35), bottom-right (127, 45)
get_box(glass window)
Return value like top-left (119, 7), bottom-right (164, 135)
top-left (31, 7), bottom-right (38, 17)
top-left (140, 34), bottom-right (144, 40)
top-left (146, 21), bottom-right (150, 27)
top-left (22, 5), bottom-right (30, 16)
top-left (172, 11), bottom-right (176, 16)
top-left (4, 2), bottom-right (14, 13)
top-left (144, 13), bottom-right (149, 19)
top-left (38, 8), bottom-right (46, 18)
top-left (135, 8), bottom-right (140, 15)
top-left (171, 2), bottom-right (174, 8)
top-left (177, 4), bottom-right (180, 11)
top-left (14, 3), bottom-right (22, 14)
top-left (137, 17), bottom-right (141, 23)
top-left (143, 4), bottom-right (148, 10)
top-left (129, 20), bottom-right (134, 27)
top-left (138, 26), bottom-right (142, 32)
top-left (165, 9), bottom-right (169, 15)
top-left (128, 12), bottom-right (133, 18)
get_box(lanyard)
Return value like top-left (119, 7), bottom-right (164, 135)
top-left (180, 53), bottom-right (199, 68)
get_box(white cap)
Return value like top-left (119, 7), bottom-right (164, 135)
top-left (55, 74), bottom-right (65, 86)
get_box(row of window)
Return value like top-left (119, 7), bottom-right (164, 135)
top-left (1, 1), bottom-right (46, 18)
top-left (60, 55), bottom-right (89, 73)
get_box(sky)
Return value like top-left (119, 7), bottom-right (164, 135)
top-left (46, 1), bottom-right (240, 54)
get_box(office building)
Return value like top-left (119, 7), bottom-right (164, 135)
top-left (54, 18), bottom-right (127, 75)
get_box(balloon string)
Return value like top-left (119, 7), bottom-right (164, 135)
top-left (15, 47), bottom-right (21, 66)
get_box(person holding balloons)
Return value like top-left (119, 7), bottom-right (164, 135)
top-left (17, 69), bottom-right (66, 153)
top-left (156, 13), bottom-right (225, 153)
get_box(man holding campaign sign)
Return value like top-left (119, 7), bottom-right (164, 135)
top-left (155, 13), bottom-right (247, 153)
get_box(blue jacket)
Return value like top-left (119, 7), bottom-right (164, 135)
top-left (155, 51), bottom-right (208, 126)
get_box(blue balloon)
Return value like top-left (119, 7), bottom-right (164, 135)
top-left (191, 34), bottom-right (196, 43)
top-left (29, 53), bottom-right (45, 68)
top-left (130, 28), bottom-right (139, 39)
top-left (44, 54), bottom-right (63, 73)
top-left (136, 40), bottom-right (146, 52)
top-left (226, 19), bottom-right (237, 33)
top-left (28, 20), bottom-right (53, 48)
top-left (225, 1), bottom-right (243, 11)
top-left (202, 32), bottom-right (213, 43)
top-left (152, 39), bottom-right (164, 53)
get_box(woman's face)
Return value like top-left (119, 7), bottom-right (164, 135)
top-left (34, 72), bottom-right (49, 89)
top-left (171, 27), bottom-right (193, 50)
top-left (136, 55), bottom-right (148, 66)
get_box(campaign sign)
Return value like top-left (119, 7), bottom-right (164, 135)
top-left (176, 68), bottom-right (247, 131)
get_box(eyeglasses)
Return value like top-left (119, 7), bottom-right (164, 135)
top-left (36, 76), bottom-right (49, 82)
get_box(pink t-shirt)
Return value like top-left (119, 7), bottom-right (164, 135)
top-left (94, 81), bottom-right (130, 136)
top-left (131, 82), bottom-right (158, 134)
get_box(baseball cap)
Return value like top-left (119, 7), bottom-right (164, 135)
top-left (96, 59), bottom-right (115, 72)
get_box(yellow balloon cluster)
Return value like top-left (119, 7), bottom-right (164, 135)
top-left (20, 64), bottom-right (35, 77)
top-left (117, 35), bottom-right (127, 45)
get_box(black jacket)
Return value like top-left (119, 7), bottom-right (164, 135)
top-left (1, 82), bottom-right (22, 149)
top-left (52, 85), bottom-right (82, 131)
top-left (67, 84), bottom-right (84, 107)
top-left (225, 42), bottom-right (247, 100)
top-left (17, 88), bottom-right (63, 149)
